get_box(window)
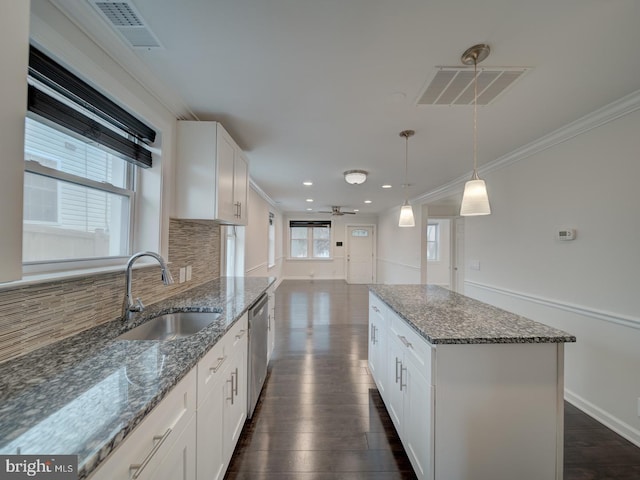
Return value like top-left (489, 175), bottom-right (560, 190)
top-left (24, 46), bottom-right (156, 265)
top-left (289, 221), bottom-right (331, 259)
top-left (268, 212), bottom-right (276, 268)
top-left (427, 223), bottom-right (439, 261)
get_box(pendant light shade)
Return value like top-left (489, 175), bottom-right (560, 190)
top-left (399, 201), bottom-right (415, 227)
top-left (460, 176), bottom-right (491, 216)
top-left (398, 130), bottom-right (416, 228)
top-left (460, 44), bottom-right (492, 217)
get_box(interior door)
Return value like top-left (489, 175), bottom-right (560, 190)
top-left (346, 226), bottom-right (374, 284)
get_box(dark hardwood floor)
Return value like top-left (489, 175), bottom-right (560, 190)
top-left (226, 280), bottom-right (640, 479)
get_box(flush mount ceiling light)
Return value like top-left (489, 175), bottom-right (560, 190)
top-left (344, 170), bottom-right (368, 185)
top-left (460, 44), bottom-right (492, 216)
top-left (398, 130), bottom-right (416, 227)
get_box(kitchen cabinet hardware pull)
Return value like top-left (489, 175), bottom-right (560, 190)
top-left (395, 357), bottom-right (401, 383)
top-left (400, 365), bottom-right (407, 391)
top-left (372, 305), bottom-right (380, 313)
top-left (373, 325), bottom-right (377, 345)
top-left (130, 428), bottom-right (172, 479)
top-left (236, 329), bottom-right (246, 340)
top-left (227, 376), bottom-right (234, 405)
top-left (398, 335), bottom-right (412, 349)
top-left (210, 356), bottom-right (226, 374)
top-left (370, 325), bottom-right (374, 343)
top-left (233, 367), bottom-right (239, 397)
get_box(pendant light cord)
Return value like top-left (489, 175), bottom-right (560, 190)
top-left (404, 134), bottom-right (409, 201)
top-left (473, 57), bottom-right (479, 179)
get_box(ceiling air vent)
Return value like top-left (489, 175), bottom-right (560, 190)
top-left (90, 0), bottom-right (162, 49)
top-left (416, 66), bottom-right (530, 106)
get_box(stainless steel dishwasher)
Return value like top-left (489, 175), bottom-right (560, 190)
top-left (247, 293), bottom-right (269, 418)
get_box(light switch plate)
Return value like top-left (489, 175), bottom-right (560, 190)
top-left (179, 267), bottom-right (186, 283)
top-left (186, 265), bottom-right (192, 281)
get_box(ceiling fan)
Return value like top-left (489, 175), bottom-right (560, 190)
top-left (318, 206), bottom-right (356, 216)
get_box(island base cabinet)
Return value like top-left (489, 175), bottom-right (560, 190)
top-left (434, 343), bottom-right (563, 480)
top-left (368, 294), bottom-right (566, 480)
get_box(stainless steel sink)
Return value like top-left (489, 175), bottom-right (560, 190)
top-left (117, 311), bottom-right (222, 341)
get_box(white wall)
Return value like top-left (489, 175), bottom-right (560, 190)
top-left (464, 105), bottom-right (640, 445)
top-left (0, 1), bottom-right (30, 282)
top-left (283, 213), bottom-right (377, 280)
top-left (376, 204), bottom-right (421, 284)
top-left (245, 184), bottom-right (283, 285)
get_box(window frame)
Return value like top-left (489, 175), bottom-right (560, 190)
top-left (426, 222), bottom-right (440, 262)
top-left (288, 221), bottom-right (332, 260)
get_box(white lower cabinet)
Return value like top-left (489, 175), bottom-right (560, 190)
top-left (196, 313), bottom-right (248, 480)
top-left (369, 294), bottom-right (566, 480)
top-left (385, 311), bottom-right (434, 480)
top-left (89, 369), bottom-right (197, 480)
top-left (90, 315), bottom-right (249, 480)
top-left (367, 294), bottom-right (388, 398)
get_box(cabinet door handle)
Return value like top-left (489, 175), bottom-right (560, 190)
top-left (233, 367), bottom-right (239, 397)
top-left (236, 329), bottom-right (246, 340)
top-left (130, 428), bottom-right (172, 479)
top-left (372, 305), bottom-right (380, 313)
top-left (398, 335), bottom-right (412, 349)
top-left (210, 356), bottom-right (226, 374)
top-left (227, 376), bottom-right (234, 405)
top-left (395, 357), bottom-right (402, 383)
top-left (400, 364), bottom-right (407, 391)
top-left (373, 325), bottom-right (377, 345)
top-left (370, 325), bottom-right (375, 344)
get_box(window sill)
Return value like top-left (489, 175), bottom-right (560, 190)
top-left (0, 261), bottom-right (163, 292)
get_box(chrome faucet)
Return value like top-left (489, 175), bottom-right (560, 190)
top-left (123, 251), bottom-right (174, 321)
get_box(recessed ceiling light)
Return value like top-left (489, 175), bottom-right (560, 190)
top-left (306, 198), bottom-right (313, 202)
top-left (303, 181), bottom-right (313, 186)
top-left (354, 209), bottom-right (359, 212)
top-left (306, 208), bottom-right (313, 211)
top-left (382, 184), bottom-right (392, 189)
top-left (364, 200), bottom-right (372, 204)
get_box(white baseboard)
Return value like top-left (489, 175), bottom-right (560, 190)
top-left (565, 390), bottom-right (640, 448)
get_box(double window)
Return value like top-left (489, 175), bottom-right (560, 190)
top-left (289, 221), bottom-right (331, 259)
top-left (24, 46), bottom-right (156, 265)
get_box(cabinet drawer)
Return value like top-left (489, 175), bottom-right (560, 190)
top-left (89, 368), bottom-right (196, 480)
top-left (197, 338), bottom-right (228, 407)
top-left (227, 314), bottom-right (248, 350)
top-left (390, 314), bottom-right (434, 385)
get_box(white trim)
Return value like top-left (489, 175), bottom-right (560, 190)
top-left (377, 258), bottom-right (421, 271)
top-left (245, 262), bottom-right (268, 274)
top-left (250, 178), bottom-right (280, 210)
top-left (412, 88), bottom-right (640, 205)
top-left (465, 280), bottom-right (640, 330)
top-left (565, 389), bottom-right (640, 448)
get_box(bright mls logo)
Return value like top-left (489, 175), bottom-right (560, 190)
top-left (0, 455), bottom-right (77, 480)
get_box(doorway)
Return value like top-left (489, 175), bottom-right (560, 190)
top-left (346, 225), bottom-right (375, 284)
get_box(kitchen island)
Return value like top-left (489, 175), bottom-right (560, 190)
top-left (0, 276), bottom-right (275, 479)
top-left (368, 284), bottom-right (575, 480)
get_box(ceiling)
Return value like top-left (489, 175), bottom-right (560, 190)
top-left (49, 0), bottom-right (640, 215)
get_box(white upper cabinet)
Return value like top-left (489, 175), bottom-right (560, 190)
top-left (175, 121), bottom-right (249, 225)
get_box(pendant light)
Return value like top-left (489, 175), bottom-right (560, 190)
top-left (398, 129), bottom-right (415, 227)
top-left (460, 44), bottom-right (491, 216)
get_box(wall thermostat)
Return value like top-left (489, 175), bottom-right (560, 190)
top-left (557, 229), bottom-right (576, 241)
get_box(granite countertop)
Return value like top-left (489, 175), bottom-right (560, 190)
top-left (0, 276), bottom-right (275, 479)
top-left (369, 284), bottom-right (576, 345)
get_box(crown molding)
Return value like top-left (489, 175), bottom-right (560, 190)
top-left (49, 0), bottom-right (196, 120)
top-left (413, 88), bottom-right (640, 206)
top-left (249, 178), bottom-right (280, 211)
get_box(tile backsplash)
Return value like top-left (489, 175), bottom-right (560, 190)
top-left (0, 219), bottom-right (220, 364)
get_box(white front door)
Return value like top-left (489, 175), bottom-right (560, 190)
top-left (346, 226), bottom-right (374, 284)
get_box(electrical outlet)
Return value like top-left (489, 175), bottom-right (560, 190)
top-left (179, 267), bottom-right (186, 283)
top-left (186, 265), bottom-right (192, 281)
